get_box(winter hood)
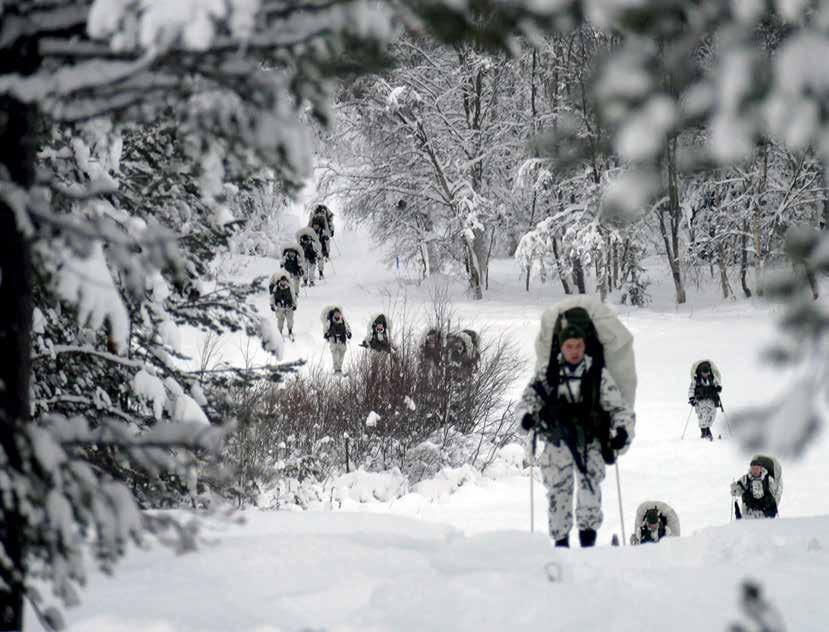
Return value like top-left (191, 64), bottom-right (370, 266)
top-left (535, 296), bottom-right (637, 407)
top-left (320, 304), bottom-right (347, 330)
top-left (364, 313), bottom-right (392, 342)
top-left (281, 242), bottom-right (304, 259)
top-left (449, 329), bottom-right (479, 358)
top-left (690, 359), bottom-right (722, 383)
top-left (296, 226), bottom-right (321, 243)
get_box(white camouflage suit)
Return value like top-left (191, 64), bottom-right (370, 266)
top-left (688, 375), bottom-right (719, 429)
top-left (520, 354), bottom-right (635, 541)
top-left (732, 470), bottom-right (779, 519)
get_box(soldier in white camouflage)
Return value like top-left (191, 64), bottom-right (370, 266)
top-left (520, 325), bottom-right (634, 548)
top-left (688, 360), bottom-right (722, 441)
top-left (731, 457), bottom-right (780, 519)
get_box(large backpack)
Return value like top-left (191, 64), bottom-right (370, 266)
top-left (633, 500), bottom-right (680, 542)
top-left (535, 296), bottom-right (637, 408)
top-left (750, 454), bottom-right (783, 506)
top-left (533, 296), bottom-right (636, 465)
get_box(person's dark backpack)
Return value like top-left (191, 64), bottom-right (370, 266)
top-left (300, 236), bottom-right (316, 262)
top-left (640, 508), bottom-right (668, 543)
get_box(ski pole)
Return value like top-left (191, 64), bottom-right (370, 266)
top-left (730, 498), bottom-right (733, 522)
top-left (722, 412), bottom-right (734, 438)
top-left (530, 431), bottom-right (537, 533)
top-left (615, 461), bottom-right (626, 546)
top-left (681, 408), bottom-right (693, 440)
top-left (718, 399), bottom-right (734, 437)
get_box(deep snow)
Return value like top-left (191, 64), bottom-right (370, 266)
top-left (31, 195), bottom-right (829, 631)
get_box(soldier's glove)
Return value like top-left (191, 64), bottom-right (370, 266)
top-left (324, 332), bottom-right (330, 340)
top-left (730, 481), bottom-right (741, 497)
top-left (688, 397), bottom-right (696, 407)
top-left (346, 332), bottom-right (352, 339)
top-left (716, 385), bottom-right (722, 392)
top-left (520, 413), bottom-right (535, 431)
top-left (292, 306), bottom-right (297, 311)
top-left (610, 428), bottom-right (628, 451)
top-left (270, 305), bottom-right (275, 312)
top-left (630, 534), bottom-right (639, 546)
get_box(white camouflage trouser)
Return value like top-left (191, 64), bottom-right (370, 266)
top-left (274, 307), bottom-right (294, 334)
top-left (329, 342), bottom-right (347, 372)
top-left (289, 274), bottom-right (301, 297)
top-left (539, 440), bottom-right (606, 541)
top-left (694, 399), bottom-right (717, 429)
top-left (317, 256), bottom-right (325, 276)
top-left (304, 261), bottom-right (316, 284)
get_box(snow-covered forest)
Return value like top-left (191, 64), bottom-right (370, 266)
top-left (1, 1), bottom-right (828, 631)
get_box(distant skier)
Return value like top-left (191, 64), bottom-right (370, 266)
top-left (268, 273), bottom-right (296, 341)
top-left (310, 216), bottom-right (330, 279)
top-left (280, 244), bottom-right (305, 297)
top-left (360, 313), bottom-right (393, 353)
top-left (731, 456), bottom-right (781, 519)
top-left (309, 203), bottom-right (335, 239)
top-left (296, 227), bottom-right (322, 287)
top-left (520, 297), bottom-right (636, 548)
top-left (630, 501), bottom-right (680, 545)
top-left (321, 305), bottom-right (351, 374)
top-left (420, 327), bottom-right (443, 367)
top-left (688, 359), bottom-right (722, 441)
top-left (446, 329), bottom-right (481, 373)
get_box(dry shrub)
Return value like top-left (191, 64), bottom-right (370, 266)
top-left (220, 304), bottom-right (524, 500)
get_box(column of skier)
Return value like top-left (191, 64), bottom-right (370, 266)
top-left (518, 297), bottom-right (782, 548)
top-left (269, 208), bottom-right (781, 544)
top-left (268, 203), bottom-right (398, 376)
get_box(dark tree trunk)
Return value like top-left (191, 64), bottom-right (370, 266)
top-left (0, 204), bottom-right (29, 631)
top-left (662, 134), bottom-right (687, 304)
top-left (571, 256), bottom-right (586, 294)
top-left (0, 89), bottom-right (38, 631)
top-left (551, 237), bottom-right (572, 294)
top-left (740, 219), bottom-right (752, 298)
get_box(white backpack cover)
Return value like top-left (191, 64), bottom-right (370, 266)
top-left (751, 454), bottom-right (783, 506)
top-left (534, 296), bottom-right (637, 407)
top-left (634, 500), bottom-right (681, 538)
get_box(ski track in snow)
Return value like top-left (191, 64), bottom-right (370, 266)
top-left (34, 204), bottom-right (829, 631)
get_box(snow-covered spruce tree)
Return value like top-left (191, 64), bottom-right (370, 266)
top-left (30, 116), bottom-right (286, 514)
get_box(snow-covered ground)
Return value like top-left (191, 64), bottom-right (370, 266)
top-left (31, 200), bottom-right (829, 631)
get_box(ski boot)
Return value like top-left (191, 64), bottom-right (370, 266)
top-left (554, 535), bottom-right (569, 548)
top-left (579, 529), bottom-right (597, 548)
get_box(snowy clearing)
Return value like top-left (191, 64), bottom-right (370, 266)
top-left (32, 204), bottom-right (829, 631)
